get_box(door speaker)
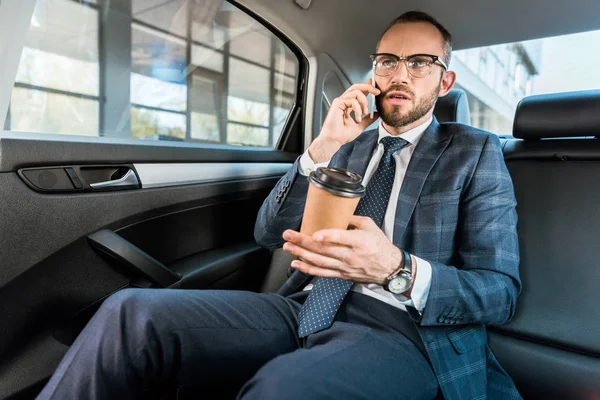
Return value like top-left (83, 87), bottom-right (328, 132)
top-left (38, 170), bottom-right (58, 189)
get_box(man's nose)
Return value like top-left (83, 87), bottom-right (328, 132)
top-left (388, 60), bottom-right (411, 86)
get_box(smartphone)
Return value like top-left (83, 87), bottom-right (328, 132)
top-left (369, 66), bottom-right (376, 118)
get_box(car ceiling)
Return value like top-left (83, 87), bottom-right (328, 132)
top-left (240, 0), bottom-right (600, 83)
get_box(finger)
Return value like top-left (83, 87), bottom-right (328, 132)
top-left (283, 238), bottom-right (351, 262)
top-left (348, 215), bottom-right (378, 231)
top-left (350, 99), bottom-right (363, 123)
top-left (312, 229), bottom-right (362, 247)
top-left (358, 111), bottom-right (379, 130)
top-left (282, 229), bottom-right (305, 242)
top-left (283, 230), bottom-right (353, 260)
top-left (332, 98), bottom-right (359, 119)
top-left (336, 98), bottom-right (363, 123)
top-left (341, 89), bottom-right (369, 115)
top-left (343, 83), bottom-right (380, 97)
top-left (290, 259), bottom-right (345, 279)
top-left (283, 242), bottom-right (344, 271)
top-left (367, 77), bottom-right (380, 90)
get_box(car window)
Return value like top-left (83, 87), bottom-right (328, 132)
top-left (454, 29), bottom-right (600, 135)
top-left (4, 0), bottom-right (300, 148)
top-left (320, 71), bottom-right (346, 127)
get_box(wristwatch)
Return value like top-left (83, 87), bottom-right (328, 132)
top-left (384, 249), bottom-right (413, 294)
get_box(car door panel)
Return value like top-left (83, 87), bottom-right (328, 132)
top-left (0, 142), bottom-right (294, 399)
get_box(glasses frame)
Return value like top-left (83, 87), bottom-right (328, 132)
top-left (369, 53), bottom-right (449, 78)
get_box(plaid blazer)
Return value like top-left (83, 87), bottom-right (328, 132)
top-left (254, 118), bottom-right (522, 400)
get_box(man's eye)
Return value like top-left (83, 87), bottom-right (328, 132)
top-left (379, 59), bottom-right (396, 68)
top-left (409, 58), bottom-right (432, 68)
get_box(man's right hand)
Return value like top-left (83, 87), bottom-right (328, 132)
top-left (308, 80), bottom-right (381, 163)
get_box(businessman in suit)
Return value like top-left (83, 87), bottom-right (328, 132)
top-left (37, 10), bottom-right (521, 400)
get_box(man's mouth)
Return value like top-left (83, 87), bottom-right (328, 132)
top-left (385, 91), bottom-right (412, 105)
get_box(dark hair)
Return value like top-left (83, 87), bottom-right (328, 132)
top-left (378, 11), bottom-right (453, 65)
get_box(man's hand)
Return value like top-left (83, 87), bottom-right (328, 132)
top-left (282, 216), bottom-right (404, 286)
top-left (308, 81), bottom-right (381, 163)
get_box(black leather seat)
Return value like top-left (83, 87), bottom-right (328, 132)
top-left (492, 89), bottom-right (600, 399)
top-left (433, 88), bottom-right (470, 124)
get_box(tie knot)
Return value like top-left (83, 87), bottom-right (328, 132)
top-left (380, 136), bottom-right (409, 157)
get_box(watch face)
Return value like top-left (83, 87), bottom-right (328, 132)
top-left (388, 276), bottom-right (411, 294)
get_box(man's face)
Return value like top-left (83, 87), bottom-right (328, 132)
top-left (374, 22), bottom-right (454, 129)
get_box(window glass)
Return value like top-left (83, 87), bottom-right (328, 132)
top-left (227, 123), bottom-right (269, 147)
top-left (9, 88), bottom-right (98, 136)
top-left (230, 28), bottom-right (271, 67)
top-left (274, 45), bottom-right (298, 76)
top-left (131, 106), bottom-right (186, 140)
top-left (131, 23), bottom-right (187, 112)
top-left (190, 72), bottom-right (223, 142)
top-left (7, 0), bottom-right (99, 133)
top-left (5, 0), bottom-right (300, 149)
top-left (454, 29), bottom-right (600, 135)
top-left (191, 45), bottom-right (223, 73)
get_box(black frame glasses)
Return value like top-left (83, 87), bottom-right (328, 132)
top-left (370, 53), bottom-right (448, 78)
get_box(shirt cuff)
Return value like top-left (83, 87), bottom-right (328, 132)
top-left (392, 255), bottom-right (433, 313)
top-left (298, 149), bottom-right (330, 177)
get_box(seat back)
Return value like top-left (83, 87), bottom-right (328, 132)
top-left (492, 90), bottom-right (600, 399)
top-left (433, 88), bottom-right (471, 124)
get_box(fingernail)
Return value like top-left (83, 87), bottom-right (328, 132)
top-left (315, 234), bottom-right (323, 242)
top-left (283, 231), bottom-right (292, 240)
top-left (291, 260), bottom-right (299, 268)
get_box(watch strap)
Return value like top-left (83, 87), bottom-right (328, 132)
top-left (401, 249), bottom-right (412, 274)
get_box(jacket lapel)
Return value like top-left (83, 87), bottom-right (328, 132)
top-left (393, 119), bottom-right (453, 244)
top-left (346, 129), bottom-right (379, 178)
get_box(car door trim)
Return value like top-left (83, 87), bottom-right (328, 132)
top-left (134, 162), bottom-right (293, 189)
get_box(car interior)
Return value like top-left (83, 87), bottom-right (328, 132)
top-left (0, 0), bottom-right (598, 399)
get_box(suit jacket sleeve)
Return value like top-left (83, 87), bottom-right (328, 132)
top-left (411, 134), bottom-right (522, 327)
top-left (254, 144), bottom-right (353, 249)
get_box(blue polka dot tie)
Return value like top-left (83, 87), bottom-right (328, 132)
top-left (297, 136), bottom-right (409, 337)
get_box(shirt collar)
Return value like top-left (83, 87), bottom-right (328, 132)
top-left (377, 116), bottom-right (433, 146)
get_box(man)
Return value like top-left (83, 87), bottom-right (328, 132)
top-left (37, 11), bottom-right (521, 400)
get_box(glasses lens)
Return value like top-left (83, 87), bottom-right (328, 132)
top-left (374, 55), bottom-right (397, 76)
top-left (406, 55), bottom-right (434, 77)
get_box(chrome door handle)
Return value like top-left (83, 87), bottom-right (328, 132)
top-left (89, 169), bottom-right (139, 190)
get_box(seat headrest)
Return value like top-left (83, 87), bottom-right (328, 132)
top-left (513, 90), bottom-right (600, 140)
top-left (434, 89), bottom-right (470, 125)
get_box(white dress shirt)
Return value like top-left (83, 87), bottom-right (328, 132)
top-left (297, 118), bottom-right (434, 313)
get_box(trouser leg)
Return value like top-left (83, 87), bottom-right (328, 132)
top-left (36, 288), bottom-right (302, 400)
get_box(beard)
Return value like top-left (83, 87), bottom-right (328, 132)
top-left (375, 83), bottom-right (441, 128)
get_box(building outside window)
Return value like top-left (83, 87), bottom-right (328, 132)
top-left (4, 0), bottom-right (300, 149)
top-left (454, 28), bottom-right (600, 135)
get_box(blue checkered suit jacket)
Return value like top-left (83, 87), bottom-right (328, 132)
top-left (254, 118), bottom-right (522, 400)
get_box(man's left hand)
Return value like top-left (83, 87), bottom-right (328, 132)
top-left (282, 216), bottom-right (403, 286)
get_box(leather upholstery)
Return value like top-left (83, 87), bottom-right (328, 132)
top-left (496, 90), bottom-right (600, 398)
top-left (433, 89), bottom-right (471, 125)
top-left (489, 332), bottom-right (600, 400)
top-left (513, 89), bottom-right (600, 140)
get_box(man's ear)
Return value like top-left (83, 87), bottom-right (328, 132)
top-left (438, 71), bottom-right (457, 97)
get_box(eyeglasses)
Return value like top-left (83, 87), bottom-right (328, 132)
top-left (370, 53), bottom-right (448, 78)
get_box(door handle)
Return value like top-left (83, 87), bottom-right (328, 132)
top-left (89, 169), bottom-right (139, 190)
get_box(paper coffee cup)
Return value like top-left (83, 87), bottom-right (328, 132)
top-left (300, 167), bottom-right (366, 236)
